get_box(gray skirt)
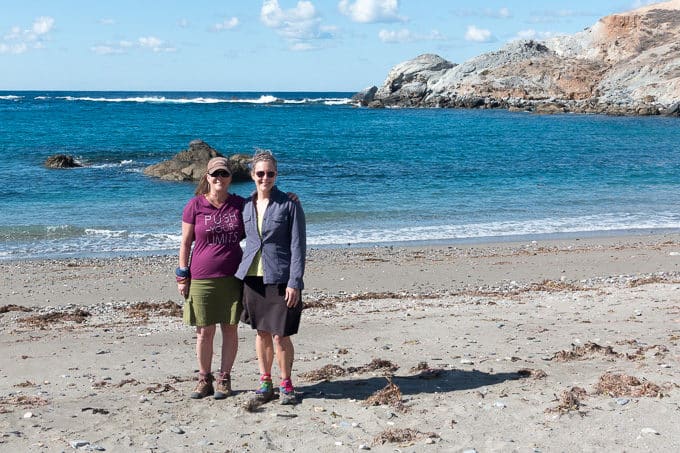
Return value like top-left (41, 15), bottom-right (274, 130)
top-left (241, 277), bottom-right (302, 337)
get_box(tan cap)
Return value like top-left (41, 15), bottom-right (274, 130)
top-left (206, 157), bottom-right (230, 174)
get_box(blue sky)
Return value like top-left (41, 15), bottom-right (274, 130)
top-left (0, 0), bottom-right (661, 92)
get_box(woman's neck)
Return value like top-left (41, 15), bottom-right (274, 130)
top-left (206, 190), bottom-right (227, 203)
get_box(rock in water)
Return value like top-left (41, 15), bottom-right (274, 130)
top-left (44, 154), bottom-right (82, 168)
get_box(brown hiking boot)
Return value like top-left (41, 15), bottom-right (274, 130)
top-left (190, 373), bottom-right (214, 399)
top-left (214, 372), bottom-right (232, 399)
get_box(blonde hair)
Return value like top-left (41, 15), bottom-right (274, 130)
top-left (251, 149), bottom-right (277, 171)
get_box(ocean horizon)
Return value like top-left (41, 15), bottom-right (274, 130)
top-left (1, 90), bottom-right (680, 261)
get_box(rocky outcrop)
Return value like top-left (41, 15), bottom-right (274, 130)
top-left (361, 0), bottom-right (680, 115)
top-left (143, 140), bottom-right (251, 182)
top-left (44, 154), bottom-right (82, 168)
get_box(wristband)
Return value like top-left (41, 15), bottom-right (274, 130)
top-left (175, 267), bottom-right (190, 278)
top-left (176, 277), bottom-right (189, 284)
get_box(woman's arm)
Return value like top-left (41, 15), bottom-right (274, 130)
top-left (286, 200), bottom-right (306, 296)
top-left (178, 221), bottom-right (194, 297)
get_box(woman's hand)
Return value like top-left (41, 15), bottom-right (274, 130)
top-left (178, 282), bottom-right (190, 298)
top-left (284, 287), bottom-right (300, 308)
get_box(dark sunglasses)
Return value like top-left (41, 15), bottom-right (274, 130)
top-left (209, 170), bottom-right (231, 178)
top-left (255, 171), bottom-right (277, 178)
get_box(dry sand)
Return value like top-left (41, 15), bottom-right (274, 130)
top-left (1, 233), bottom-right (680, 452)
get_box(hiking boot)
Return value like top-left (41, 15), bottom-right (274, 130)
top-left (190, 373), bottom-right (214, 399)
top-left (255, 375), bottom-right (274, 402)
top-left (214, 372), bottom-right (232, 399)
top-left (279, 378), bottom-right (297, 405)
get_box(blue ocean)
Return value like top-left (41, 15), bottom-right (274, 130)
top-left (1, 91), bottom-right (679, 260)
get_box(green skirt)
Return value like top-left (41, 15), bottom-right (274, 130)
top-left (183, 277), bottom-right (242, 327)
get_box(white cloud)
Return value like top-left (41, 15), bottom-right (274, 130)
top-left (260, 0), bottom-right (334, 51)
top-left (212, 17), bottom-right (239, 31)
top-left (138, 36), bottom-right (175, 52)
top-left (90, 45), bottom-right (125, 55)
top-left (464, 25), bottom-right (493, 43)
top-left (378, 28), bottom-right (444, 44)
top-left (0, 16), bottom-right (55, 54)
top-left (177, 18), bottom-right (190, 28)
top-left (90, 37), bottom-right (175, 55)
top-left (32, 17), bottom-right (55, 35)
top-left (515, 29), bottom-right (558, 41)
top-left (632, 0), bottom-right (657, 7)
top-left (99, 18), bottom-right (116, 25)
top-left (454, 8), bottom-right (512, 19)
top-left (338, 0), bottom-right (405, 23)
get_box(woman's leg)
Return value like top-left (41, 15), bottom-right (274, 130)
top-left (273, 335), bottom-right (294, 380)
top-left (191, 324), bottom-right (217, 398)
top-left (256, 330), bottom-right (274, 376)
top-left (219, 323), bottom-right (238, 374)
top-left (196, 325), bottom-right (216, 373)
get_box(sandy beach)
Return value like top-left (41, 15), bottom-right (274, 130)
top-left (1, 233), bottom-right (679, 452)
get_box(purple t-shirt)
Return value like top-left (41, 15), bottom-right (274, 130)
top-left (182, 194), bottom-right (246, 279)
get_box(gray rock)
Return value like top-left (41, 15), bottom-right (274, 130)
top-left (44, 154), bottom-right (83, 169)
top-left (361, 2), bottom-right (680, 116)
top-left (143, 139), bottom-right (251, 182)
top-left (69, 439), bottom-right (90, 448)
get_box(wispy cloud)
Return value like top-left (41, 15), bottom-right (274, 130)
top-left (527, 9), bottom-right (597, 24)
top-left (454, 8), bottom-right (512, 19)
top-left (261, 0), bottom-right (335, 51)
top-left (464, 25), bottom-right (494, 43)
top-left (99, 18), bottom-right (116, 25)
top-left (378, 28), bottom-right (444, 44)
top-left (91, 36), bottom-right (175, 55)
top-left (0, 16), bottom-right (54, 54)
top-left (211, 17), bottom-right (239, 32)
top-left (338, 0), bottom-right (406, 23)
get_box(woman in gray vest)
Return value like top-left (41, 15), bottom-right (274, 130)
top-left (235, 150), bottom-right (306, 405)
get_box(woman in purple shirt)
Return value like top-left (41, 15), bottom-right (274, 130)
top-left (177, 157), bottom-right (245, 399)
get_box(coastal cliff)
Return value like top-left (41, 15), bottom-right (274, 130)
top-left (357, 0), bottom-right (680, 115)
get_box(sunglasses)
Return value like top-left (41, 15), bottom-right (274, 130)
top-left (209, 170), bottom-right (231, 178)
top-left (255, 171), bottom-right (277, 178)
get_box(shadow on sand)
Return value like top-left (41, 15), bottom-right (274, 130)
top-left (298, 369), bottom-right (527, 400)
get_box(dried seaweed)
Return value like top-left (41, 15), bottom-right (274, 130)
top-left (0, 395), bottom-right (50, 413)
top-left (627, 276), bottom-right (667, 287)
top-left (0, 304), bottom-right (33, 314)
top-left (298, 364), bottom-right (347, 382)
top-left (552, 342), bottom-right (621, 361)
top-left (19, 308), bottom-right (90, 327)
top-left (409, 362), bottom-right (443, 379)
top-left (527, 280), bottom-right (585, 292)
top-left (347, 358), bottom-right (399, 374)
top-left (517, 368), bottom-right (547, 379)
top-left (146, 383), bottom-right (177, 393)
top-left (124, 301), bottom-right (182, 319)
top-left (373, 428), bottom-right (439, 445)
top-left (364, 377), bottom-right (407, 412)
top-left (546, 387), bottom-right (587, 414)
top-left (594, 373), bottom-right (664, 398)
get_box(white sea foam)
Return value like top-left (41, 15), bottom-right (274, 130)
top-left (308, 213), bottom-right (680, 246)
top-left (48, 94), bottom-right (351, 105)
top-left (0, 95), bottom-right (22, 100)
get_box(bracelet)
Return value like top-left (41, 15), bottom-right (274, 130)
top-left (176, 277), bottom-right (189, 284)
top-left (175, 267), bottom-right (190, 278)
